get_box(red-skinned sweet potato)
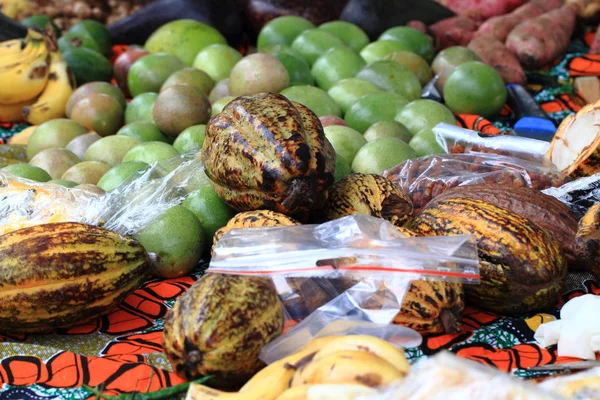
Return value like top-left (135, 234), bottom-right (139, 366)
top-left (468, 35), bottom-right (526, 84)
top-left (475, 0), bottom-right (563, 42)
top-left (506, 5), bottom-right (578, 69)
top-left (436, 0), bottom-right (527, 22)
top-left (429, 16), bottom-right (479, 49)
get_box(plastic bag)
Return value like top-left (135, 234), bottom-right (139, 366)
top-left (538, 366), bottom-right (600, 399)
top-left (383, 152), bottom-right (571, 212)
top-left (0, 152), bottom-right (209, 236)
top-left (433, 123), bottom-right (551, 162)
top-left (360, 352), bottom-right (566, 400)
top-left (209, 215), bottom-right (480, 362)
top-left (542, 172), bottom-right (600, 218)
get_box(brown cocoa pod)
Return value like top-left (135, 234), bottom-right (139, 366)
top-left (432, 184), bottom-right (579, 269)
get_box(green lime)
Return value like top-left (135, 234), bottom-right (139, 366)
top-left (144, 19), bottom-right (227, 66)
top-left (117, 121), bottom-right (170, 143)
top-left (443, 61), bottom-right (507, 119)
top-left (262, 45), bottom-right (314, 87)
top-left (257, 16), bottom-right (316, 50)
top-left (69, 19), bottom-right (112, 57)
top-left (58, 31), bottom-right (103, 54)
top-left (1, 163), bottom-right (51, 182)
top-left (395, 99), bottom-right (456, 136)
top-left (134, 205), bottom-right (205, 278)
top-left (351, 138), bottom-right (416, 175)
top-left (378, 27), bottom-right (435, 63)
top-left (334, 153), bottom-right (352, 182)
top-left (211, 96), bottom-right (236, 117)
top-left (344, 91), bottom-right (409, 134)
top-left (97, 161), bottom-right (149, 192)
top-left (291, 29), bottom-right (346, 66)
top-left (364, 120), bottom-right (412, 143)
top-left (182, 186), bottom-right (236, 243)
top-left (359, 40), bottom-right (411, 64)
top-left (327, 78), bottom-right (382, 114)
top-left (280, 85), bottom-right (342, 117)
top-left (173, 125), bottom-right (206, 154)
top-left (128, 53), bottom-right (185, 97)
top-left (384, 51), bottom-right (433, 86)
top-left (193, 44), bottom-right (243, 82)
top-left (160, 68), bottom-right (215, 96)
top-left (21, 15), bottom-right (61, 38)
top-left (356, 60), bottom-right (422, 101)
top-left (318, 21), bottom-right (369, 53)
top-left (311, 47), bottom-right (366, 91)
top-left (409, 128), bottom-right (445, 157)
top-left (122, 142), bottom-right (180, 164)
top-left (125, 93), bottom-right (159, 125)
top-left (62, 48), bottom-right (113, 85)
top-left (47, 179), bottom-right (78, 188)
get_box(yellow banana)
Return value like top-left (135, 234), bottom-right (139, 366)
top-left (0, 30), bottom-right (50, 104)
top-left (290, 350), bottom-right (405, 388)
top-left (185, 384), bottom-right (244, 400)
top-left (308, 335), bottom-right (410, 374)
top-left (238, 348), bottom-right (319, 399)
top-left (275, 384), bottom-right (377, 400)
top-left (22, 51), bottom-right (74, 125)
top-left (0, 30), bottom-right (45, 66)
top-left (0, 98), bottom-right (36, 122)
top-left (0, 0), bottom-right (34, 19)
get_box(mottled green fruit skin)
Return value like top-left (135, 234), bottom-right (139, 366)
top-left (359, 40), bottom-right (410, 64)
top-left (97, 161), bottom-right (149, 192)
top-left (66, 81), bottom-right (127, 118)
top-left (229, 53), bottom-right (289, 97)
top-left (318, 21), bottom-right (369, 53)
top-left (291, 29), bottom-right (346, 66)
top-left (351, 138), bottom-right (416, 175)
top-left (262, 45), bottom-right (314, 87)
top-left (144, 19), bottom-right (227, 66)
top-left (27, 119), bottom-right (88, 160)
top-left (182, 186), bottom-right (236, 247)
top-left (125, 93), bottom-right (159, 125)
top-left (356, 60), bottom-right (421, 101)
top-left (160, 68), bottom-right (215, 96)
top-left (364, 120), bottom-right (412, 143)
top-left (280, 85), bottom-right (342, 118)
top-left (409, 128), bottom-right (446, 157)
top-left (192, 44), bottom-right (242, 82)
top-left (257, 16), bottom-right (315, 50)
top-left (378, 27), bottom-right (435, 62)
top-left (122, 142), bottom-right (180, 165)
top-left (69, 93), bottom-right (124, 137)
top-left (117, 121), bottom-right (169, 143)
top-left (83, 135), bottom-right (141, 167)
top-left (1, 163), bottom-right (51, 182)
top-left (134, 205), bottom-right (205, 278)
top-left (69, 19), bottom-right (112, 57)
top-left (128, 53), bottom-right (185, 97)
top-left (395, 99), bottom-right (457, 136)
top-left (344, 91), bottom-right (409, 134)
top-left (152, 85), bottom-right (211, 137)
top-left (324, 125), bottom-right (367, 164)
top-left (327, 78), bottom-right (382, 114)
top-left (311, 47), bottom-right (366, 91)
top-left (173, 125), bottom-right (206, 154)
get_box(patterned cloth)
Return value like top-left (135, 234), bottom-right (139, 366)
top-left (1, 34), bottom-right (600, 398)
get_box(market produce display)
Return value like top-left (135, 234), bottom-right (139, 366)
top-left (1, 0), bottom-right (600, 398)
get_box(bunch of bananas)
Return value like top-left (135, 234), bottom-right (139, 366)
top-left (186, 335), bottom-right (410, 400)
top-left (0, 28), bottom-right (75, 125)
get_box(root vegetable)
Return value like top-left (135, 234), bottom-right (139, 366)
top-left (506, 5), bottom-right (578, 69)
top-left (429, 16), bottom-right (478, 49)
top-left (475, 0), bottom-right (563, 42)
top-left (467, 36), bottom-right (526, 84)
top-left (591, 26), bottom-right (600, 54)
top-left (435, 0), bottom-right (527, 22)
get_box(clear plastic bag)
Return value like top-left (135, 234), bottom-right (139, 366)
top-left (0, 152), bottom-right (209, 236)
top-left (209, 215), bottom-right (480, 362)
top-left (433, 122), bottom-right (551, 162)
top-left (542, 172), bottom-right (600, 218)
top-left (361, 352), bottom-right (566, 400)
top-left (538, 366), bottom-right (600, 399)
top-left (383, 152), bottom-right (571, 212)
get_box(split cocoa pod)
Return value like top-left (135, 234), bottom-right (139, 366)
top-left (412, 187), bottom-right (568, 315)
top-left (575, 201), bottom-right (600, 279)
top-left (201, 92), bottom-right (336, 216)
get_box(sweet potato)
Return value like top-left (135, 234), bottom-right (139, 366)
top-left (436, 0), bottom-right (527, 21)
top-left (506, 5), bottom-right (578, 69)
top-left (429, 16), bottom-right (479, 49)
top-left (475, 0), bottom-right (563, 42)
top-left (468, 35), bottom-right (526, 84)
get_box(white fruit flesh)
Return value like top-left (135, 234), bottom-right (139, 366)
top-left (550, 104), bottom-right (600, 173)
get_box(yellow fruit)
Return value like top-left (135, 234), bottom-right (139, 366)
top-left (0, 98), bottom-right (36, 122)
top-left (290, 350), bottom-right (405, 387)
top-left (7, 125), bottom-right (37, 145)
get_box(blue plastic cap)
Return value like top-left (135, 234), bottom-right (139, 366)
top-left (513, 117), bottom-right (556, 142)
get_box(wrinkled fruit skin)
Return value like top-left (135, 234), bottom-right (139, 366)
top-left (162, 273), bottom-right (284, 389)
top-left (202, 92), bottom-right (336, 216)
top-left (394, 281), bottom-right (465, 335)
top-left (212, 209), bottom-right (300, 253)
top-left (412, 197), bottom-right (567, 315)
top-left (433, 184), bottom-right (579, 269)
top-left (0, 222), bottom-right (150, 333)
top-left (325, 173), bottom-right (414, 227)
top-left (575, 202), bottom-right (600, 279)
